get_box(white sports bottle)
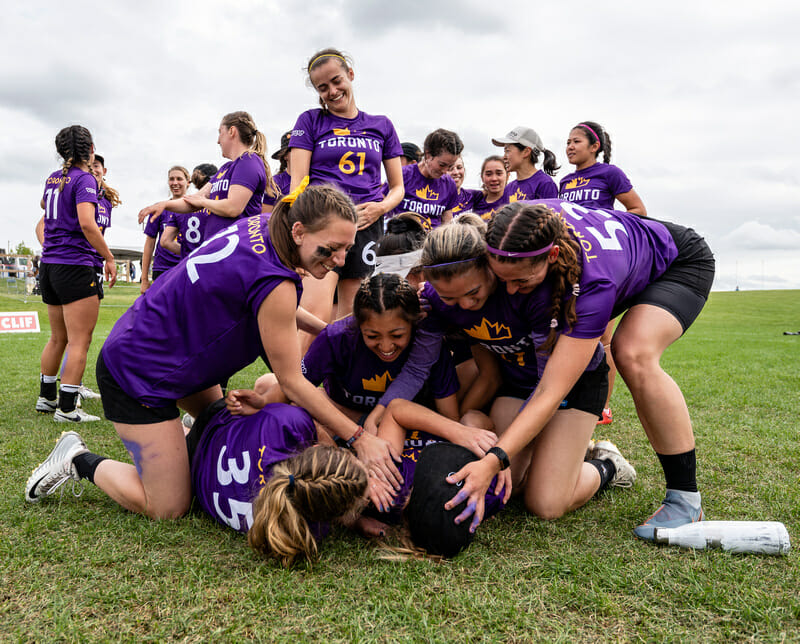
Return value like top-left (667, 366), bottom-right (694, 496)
top-left (655, 521), bottom-right (791, 554)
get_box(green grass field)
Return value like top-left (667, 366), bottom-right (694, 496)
top-left (1, 285), bottom-right (798, 642)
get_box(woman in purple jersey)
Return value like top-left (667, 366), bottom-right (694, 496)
top-left (26, 184), bottom-right (402, 521)
top-left (471, 156), bottom-right (510, 220)
top-left (35, 126), bottom-right (117, 423)
top-left (88, 154), bottom-right (120, 299)
top-left (289, 47), bottom-right (404, 335)
top-left (419, 223), bottom-right (634, 525)
top-left (492, 126), bottom-right (559, 202)
top-left (560, 121), bottom-right (648, 426)
top-left (138, 111), bottom-right (278, 245)
top-left (141, 166), bottom-right (188, 292)
top-left (442, 201), bottom-right (714, 542)
top-left (391, 129), bottom-right (463, 229)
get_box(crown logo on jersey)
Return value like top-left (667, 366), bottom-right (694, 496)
top-left (333, 127), bottom-right (351, 136)
top-left (465, 318), bottom-right (512, 341)
top-left (564, 177), bottom-right (590, 190)
top-left (362, 371), bottom-right (394, 392)
top-left (509, 188), bottom-right (526, 203)
top-left (216, 169), bottom-right (228, 179)
top-left (415, 185), bottom-right (440, 201)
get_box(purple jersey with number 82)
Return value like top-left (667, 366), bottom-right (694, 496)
top-left (101, 215), bottom-right (302, 407)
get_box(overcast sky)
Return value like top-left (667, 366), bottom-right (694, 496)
top-left (2, 0), bottom-right (798, 290)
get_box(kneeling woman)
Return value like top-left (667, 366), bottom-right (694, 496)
top-left (445, 200), bottom-right (714, 539)
top-left (26, 184), bottom-right (400, 520)
top-left (420, 223), bottom-right (635, 523)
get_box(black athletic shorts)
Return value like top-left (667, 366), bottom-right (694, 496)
top-left (152, 269), bottom-right (166, 280)
top-left (612, 220), bottom-right (715, 333)
top-left (185, 398), bottom-right (226, 463)
top-left (96, 351), bottom-right (180, 424)
top-left (336, 218), bottom-right (382, 280)
top-left (94, 269), bottom-right (105, 300)
top-left (40, 263), bottom-right (101, 305)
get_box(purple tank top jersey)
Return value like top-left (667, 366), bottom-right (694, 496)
top-left (289, 109), bottom-right (402, 204)
top-left (101, 216), bottom-right (302, 406)
top-left (191, 403), bottom-right (318, 534)
top-left (40, 168), bottom-right (99, 266)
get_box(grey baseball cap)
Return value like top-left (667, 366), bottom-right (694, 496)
top-left (491, 126), bottom-right (544, 152)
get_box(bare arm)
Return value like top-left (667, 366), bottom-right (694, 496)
top-left (138, 184), bottom-right (211, 224)
top-left (616, 189), bottom-right (647, 217)
top-left (458, 345), bottom-right (501, 414)
top-left (77, 202), bottom-right (117, 287)
top-left (441, 209), bottom-right (454, 226)
top-left (159, 225), bottom-right (181, 256)
top-left (258, 282), bottom-right (402, 484)
top-left (35, 216), bottom-right (45, 246)
top-left (289, 148), bottom-right (312, 192)
top-left (296, 306), bottom-right (327, 335)
top-left (183, 184), bottom-right (253, 219)
top-left (141, 236), bottom-right (155, 293)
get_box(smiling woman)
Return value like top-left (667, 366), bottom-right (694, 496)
top-left (26, 184), bottom-right (404, 522)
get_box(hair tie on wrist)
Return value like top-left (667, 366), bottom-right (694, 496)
top-left (282, 176), bottom-right (309, 204)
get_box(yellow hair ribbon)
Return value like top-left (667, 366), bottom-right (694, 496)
top-left (281, 176), bottom-right (310, 205)
top-left (308, 53), bottom-right (346, 71)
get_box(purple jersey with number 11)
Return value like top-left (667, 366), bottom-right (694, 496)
top-left (40, 167), bottom-right (99, 266)
top-left (289, 109), bottom-right (402, 204)
top-left (101, 215), bottom-right (302, 407)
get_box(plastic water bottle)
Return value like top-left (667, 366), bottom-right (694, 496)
top-left (654, 521), bottom-right (790, 554)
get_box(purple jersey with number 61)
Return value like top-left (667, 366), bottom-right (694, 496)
top-left (41, 168), bottom-right (99, 266)
top-left (289, 109), bottom-right (402, 204)
top-left (101, 215), bottom-right (302, 407)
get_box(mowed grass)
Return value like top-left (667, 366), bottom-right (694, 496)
top-left (1, 284), bottom-right (798, 642)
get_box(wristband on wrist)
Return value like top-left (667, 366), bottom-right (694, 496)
top-left (487, 446), bottom-right (510, 470)
top-left (345, 425), bottom-right (365, 449)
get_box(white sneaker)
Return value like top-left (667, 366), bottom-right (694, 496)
top-left (78, 385), bottom-right (102, 401)
top-left (591, 440), bottom-right (636, 488)
top-left (54, 408), bottom-right (101, 423)
top-left (25, 431), bottom-right (88, 502)
top-left (36, 397), bottom-right (57, 413)
top-left (584, 438), bottom-right (596, 461)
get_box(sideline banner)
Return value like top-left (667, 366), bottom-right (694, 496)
top-left (0, 311), bottom-right (41, 333)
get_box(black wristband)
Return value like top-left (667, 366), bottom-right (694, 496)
top-left (487, 446), bottom-right (510, 470)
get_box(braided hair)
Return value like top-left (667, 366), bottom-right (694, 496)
top-left (353, 272), bottom-right (421, 326)
top-left (54, 125), bottom-right (93, 192)
top-left (487, 203), bottom-right (582, 352)
top-left (248, 444), bottom-right (367, 567)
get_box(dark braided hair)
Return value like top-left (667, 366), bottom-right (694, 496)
top-left (353, 272), bottom-right (421, 326)
top-left (54, 125), bottom-right (93, 192)
top-left (573, 121), bottom-right (612, 164)
top-left (487, 203), bottom-right (582, 352)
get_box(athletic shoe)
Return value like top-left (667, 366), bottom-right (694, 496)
top-left (597, 408), bottom-right (613, 425)
top-left (182, 413), bottom-right (195, 430)
top-left (25, 431), bottom-right (88, 502)
top-left (54, 408), bottom-right (101, 423)
top-left (35, 397), bottom-right (57, 413)
top-left (78, 385), bottom-right (102, 401)
top-left (633, 489), bottom-right (704, 541)
top-left (591, 440), bottom-right (636, 488)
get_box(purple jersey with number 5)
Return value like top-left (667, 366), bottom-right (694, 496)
top-left (41, 168), bottom-right (99, 266)
top-left (518, 199), bottom-right (679, 339)
top-left (101, 215), bottom-right (302, 406)
top-left (191, 403), bottom-right (318, 534)
top-left (203, 153), bottom-right (267, 239)
top-left (558, 163), bottom-right (633, 209)
top-left (289, 109), bottom-right (402, 204)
